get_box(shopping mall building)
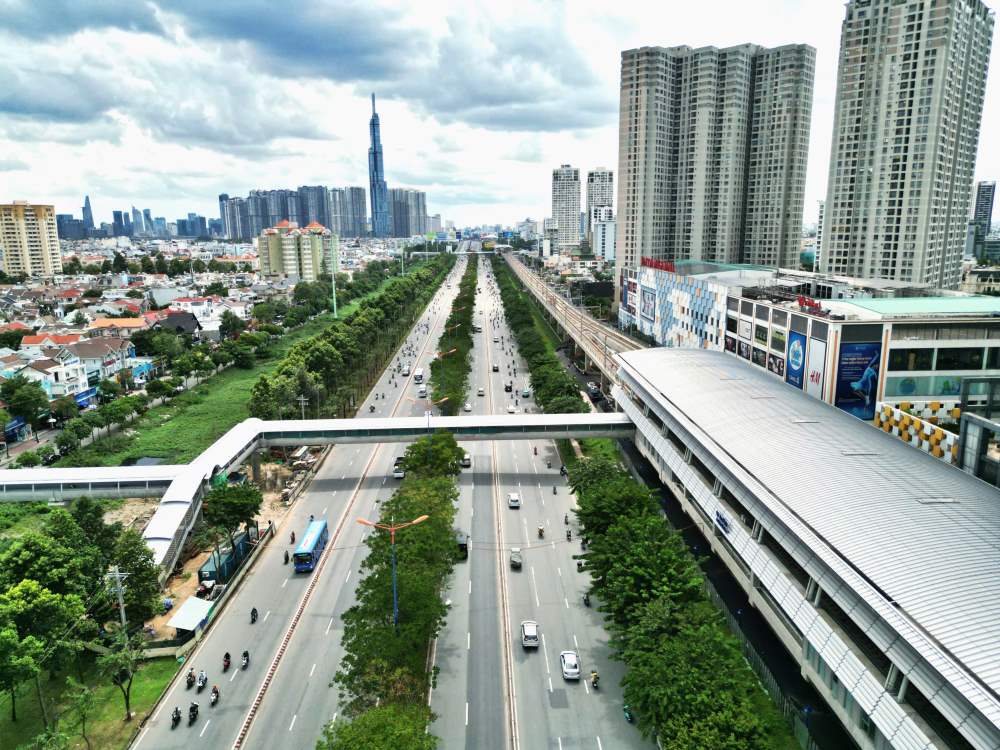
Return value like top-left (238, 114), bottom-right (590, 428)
top-left (614, 347), bottom-right (1000, 750)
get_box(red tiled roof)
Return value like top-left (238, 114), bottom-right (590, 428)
top-left (0, 322), bottom-right (30, 332)
top-left (305, 221), bottom-right (325, 230)
top-left (275, 219), bottom-right (291, 229)
top-left (20, 334), bottom-right (82, 346)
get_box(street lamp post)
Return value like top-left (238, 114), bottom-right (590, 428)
top-left (356, 514), bottom-right (430, 632)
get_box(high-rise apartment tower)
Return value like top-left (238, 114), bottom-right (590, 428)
top-left (0, 201), bottom-right (63, 276)
top-left (820, 0), bottom-right (994, 288)
top-left (585, 168), bottom-right (614, 245)
top-left (551, 165), bottom-right (581, 251)
top-left (615, 43), bottom-right (814, 292)
top-left (368, 94), bottom-right (390, 238)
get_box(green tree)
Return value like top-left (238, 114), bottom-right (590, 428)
top-left (96, 631), bottom-right (145, 722)
top-left (202, 484), bottom-right (263, 553)
top-left (64, 676), bottom-right (96, 750)
top-left (82, 289), bottom-right (102, 300)
top-left (112, 252), bottom-right (127, 273)
top-left (401, 432), bottom-right (464, 480)
top-left (204, 281), bottom-right (228, 297)
top-left (14, 451), bottom-right (40, 468)
top-left (252, 302), bottom-right (276, 323)
top-left (219, 310), bottom-right (246, 339)
top-left (66, 418), bottom-right (93, 441)
top-left (110, 529), bottom-right (161, 625)
top-left (316, 704), bottom-right (436, 750)
top-left (192, 259), bottom-right (207, 273)
top-left (61, 257), bottom-right (83, 275)
top-left (4, 378), bottom-right (48, 431)
top-left (97, 379), bottom-right (122, 402)
top-left (55, 431), bottom-right (80, 455)
top-left (70, 497), bottom-right (122, 569)
top-left (50, 397), bottom-right (78, 424)
top-left (36, 444), bottom-right (55, 461)
top-left (0, 329), bottom-right (25, 349)
top-left (0, 625), bottom-right (43, 722)
top-left (140, 255), bottom-right (155, 274)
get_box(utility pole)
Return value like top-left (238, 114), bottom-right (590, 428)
top-left (296, 394), bottom-right (308, 420)
top-left (330, 234), bottom-right (339, 318)
top-left (106, 566), bottom-right (129, 632)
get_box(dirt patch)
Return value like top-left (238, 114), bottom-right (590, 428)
top-left (145, 548), bottom-right (213, 639)
top-left (103, 497), bottom-right (160, 531)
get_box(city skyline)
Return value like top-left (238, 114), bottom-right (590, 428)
top-left (2, 1), bottom-right (1000, 228)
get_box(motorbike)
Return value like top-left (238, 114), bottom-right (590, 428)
top-left (171, 708), bottom-right (181, 728)
top-left (241, 652), bottom-right (249, 670)
top-left (577, 560), bottom-right (584, 572)
top-left (196, 674), bottom-right (207, 693)
top-left (564, 514), bottom-right (568, 525)
top-left (591, 672), bottom-right (600, 690)
top-left (583, 593), bottom-right (591, 607)
top-left (250, 608), bottom-right (258, 624)
top-left (552, 485), bottom-right (557, 495)
top-left (284, 550), bottom-right (289, 565)
top-left (223, 654), bottom-right (231, 672)
top-left (185, 671), bottom-right (195, 689)
top-left (537, 525), bottom-right (544, 539)
top-left (623, 705), bottom-right (634, 723)
top-left (566, 529), bottom-right (572, 541)
top-left (188, 704), bottom-right (199, 725)
top-left (369, 404), bottom-right (375, 413)
top-left (210, 688), bottom-right (219, 707)
top-left (547, 460), bottom-right (552, 469)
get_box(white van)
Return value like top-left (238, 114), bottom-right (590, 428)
top-left (402, 363), bottom-right (411, 376)
top-left (418, 384), bottom-right (427, 398)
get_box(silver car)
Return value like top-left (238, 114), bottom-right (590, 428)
top-left (559, 650), bottom-right (580, 680)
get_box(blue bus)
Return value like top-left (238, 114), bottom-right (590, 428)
top-left (293, 519), bottom-right (329, 573)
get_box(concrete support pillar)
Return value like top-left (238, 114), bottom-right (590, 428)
top-left (712, 478), bottom-right (723, 497)
top-left (897, 676), bottom-right (909, 703)
top-left (752, 519), bottom-right (764, 543)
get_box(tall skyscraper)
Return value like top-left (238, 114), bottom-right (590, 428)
top-left (298, 185), bottom-right (330, 229)
top-left (131, 206), bottom-right (143, 235)
top-left (388, 188), bottom-right (427, 237)
top-left (815, 200), bottom-right (825, 270)
top-left (551, 165), bottom-right (581, 251)
top-left (0, 201), bottom-right (63, 276)
top-left (615, 43), bottom-right (814, 289)
top-left (112, 210), bottom-right (125, 237)
top-left (328, 188), bottom-right (345, 236)
top-left (81, 195), bottom-right (94, 232)
top-left (142, 208), bottom-right (154, 236)
top-left (972, 181), bottom-right (996, 257)
top-left (218, 194), bottom-right (229, 236)
top-left (585, 168), bottom-right (613, 244)
top-left (345, 187), bottom-right (367, 238)
top-left (821, 0), bottom-right (994, 288)
top-left (368, 94), bottom-right (390, 238)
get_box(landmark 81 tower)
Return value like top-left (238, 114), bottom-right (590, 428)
top-left (368, 93), bottom-right (390, 238)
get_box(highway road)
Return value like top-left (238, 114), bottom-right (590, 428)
top-left (133, 256), bottom-right (468, 749)
top-left (430, 255), bottom-right (652, 749)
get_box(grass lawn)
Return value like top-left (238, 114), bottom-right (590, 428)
top-left (57, 277), bottom-right (405, 469)
top-left (0, 657), bottom-right (179, 750)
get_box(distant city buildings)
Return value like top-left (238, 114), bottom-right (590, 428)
top-left (81, 195), bottom-right (94, 232)
top-left (970, 181), bottom-right (996, 260)
top-left (551, 164), bottom-right (581, 252)
top-left (368, 94), bottom-right (390, 238)
top-left (585, 168), bottom-right (613, 245)
top-left (258, 220), bottom-right (336, 282)
top-left (593, 215), bottom-right (616, 262)
top-left (0, 201), bottom-right (63, 275)
top-left (821, 0), bottom-right (994, 289)
top-left (615, 42), bottom-right (815, 294)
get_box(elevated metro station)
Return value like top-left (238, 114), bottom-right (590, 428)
top-left (614, 348), bottom-right (1000, 750)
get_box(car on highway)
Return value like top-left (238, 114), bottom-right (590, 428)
top-left (506, 492), bottom-right (521, 508)
top-left (521, 620), bottom-right (539, 648)
top-left (507, 404), bottom-right (516, 413)
top-left (477, 386), bottom-right (485, 396)
top-left (493, 336), bottom-right (499, 343)
top-left (461, 452), bottom-right (471, 468)
top-left (504, 383), bottom-right (512, 392)
top-left (560, 650), bottom-right (580, 679)
top-left (393, 457), bottom-right (405, 479)
top-left (492, 363), bottom-right (499, 372)
top-left (463, 402), bottom-right (472, 412)
top-left (521, 387), bottom-right (531, 398)
top-left (455, 531), bottom-right (469, 560)
top-left (509, 547), bottom-right (522, 569)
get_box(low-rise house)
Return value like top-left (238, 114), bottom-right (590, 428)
top-left (155, 311), bottom-right (202, 336)
top-left (19, 333), bottom-right (83, 356)
top-left (15, 349), bottom-right (89, 400)
top-left (87, 317), bottom-right (150, 338)
top-left (65, 337), bottom-right (135, 387)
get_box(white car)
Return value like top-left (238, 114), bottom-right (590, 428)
top-left (493, 336), bottom-right (499, 343)
top-left (520, 620), bottom-right (539, 648)
top-left (507, 404), bottom-right (516, 414)
top-left (506, 492), bottom-right (521, 508)
top-left (477, 387), bottom-right (485, 396)
top-left (560, 650), bottom-right (580, 680)
top-left (464, 402), bottom-right (472, 412)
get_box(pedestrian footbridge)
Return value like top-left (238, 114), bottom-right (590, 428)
top-left (0, 413), bottom-right (633, 579)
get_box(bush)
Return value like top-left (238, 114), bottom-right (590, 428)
top-left (14, 450), bottom-right (40, 467)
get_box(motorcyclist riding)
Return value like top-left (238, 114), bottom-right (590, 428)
top-left (537, 524), bottom-right (544, 539)
top-left (250, 607), bottom-right (258, 624)
top-left (172, 706), bottom-right (181, 726)
top-left (242, 650), bottom-right (250, 669)
top-left (223, 652), bottom-right (231, 670)
top-left (590, 670), bottom-right (599, 688)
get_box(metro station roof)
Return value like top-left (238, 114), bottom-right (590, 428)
top-left (616, 347), bottom-right (1000, 719)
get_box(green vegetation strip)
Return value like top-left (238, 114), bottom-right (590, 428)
top-left (569, 457), bottom-right (797, 750)
top-left (430, 258), bottom-right (477, 415)
top-left (490, 255), bottom-right (588, 414)
top-left (319, 432), bottom-right (465, 749)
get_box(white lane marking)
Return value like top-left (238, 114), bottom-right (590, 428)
top-left (340, 474), bottom-right (346, 480)
top-left (564, 597), bottom-right (569, 609)
top-left (230, 670), bottom-right (237, 682)
top-left (321, 506), bottom-right (327, 515)
top-left (548, 677), bottom-right (554, 693)
top-left (557, 567), bottom-right (562, 578)
top-left (467, 632), bottom-right (471, 650)
top-left (288, 714), bottom-right (297, 731)
top-left (541, 633), bottom-right (550, 675)
top-left (530, 567), bottom-right (540, 607)
top-left (325, 617), bottom-right (334, 635)
top-left (468, 580), bottom-right (472, 595)
top-left (281, 578), bottom-right (288, 588)
top-left (309, 663), bottom-right (316, 677)
top-left (345, 570), bottom-right (351, 583)
top-left (262, 610), bottom-right (270, 622)
top-left (470, 505), bottom-right (474, 518)
top-left (573, 634), bottom-right (579, 649)
top-left (596, 738), bottom-right (604, 750)
top-left (558, 738), bottom-right (563, 750)
top-left (199, 720), bottom-right (211, 737)
top-left (584, 680), bottom-right (590, 695)
top-left (136, 729), bottom-right (148, 746)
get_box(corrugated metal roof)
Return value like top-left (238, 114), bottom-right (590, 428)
top-left (617, 347), bottom-right (1000, 717)
top-left (840, 296), bottom-right (1000, 316)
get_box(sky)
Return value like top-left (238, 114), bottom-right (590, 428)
top-left (2, 0), bottom-right (1000, 229)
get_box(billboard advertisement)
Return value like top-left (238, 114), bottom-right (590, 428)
top-left (724, 335), bottom-right (737, 353)
top-left (754, 324), bottom-right (768, 345)
top-left (785, 331), bottom-right (806, 389)
top-left (767, 354), bottom-right (785, 377)
top-left (752, 347), bottom-right (767, 368)
top-left (738, 320), bottom-right (752, 340)
top-left (835, 341), bottom-right (882, 420)
top-left (770, 328), bottom-right (786, 354)
top-left (640, 287), bottom-right (656, 322)
top-left (738, 341), bottom-right (751, 360)
top-left (805, 338), bottom-right (827, 400)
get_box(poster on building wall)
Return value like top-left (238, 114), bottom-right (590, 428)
top-left (767, 354), bottom-right (785, 377)
top-left (786, 331), bottom-right (806, 389)
top-left (805, 338), bottom-right (827, 400)
top-left (771, 328), bottom-right (786, 354)
top-left (834, 341), bottom-right (883, 420)
top-left (754, 325), bottom-right (768, 345)
top-left (724, 335), bottom-right (737, 353)
top-left (640, 287), bottom-right (656, 322)
top-left (738, 341), bottom-right (751, 360)
top-left (738, 320), bottom-right (752, 340)
top-left (752, 347), bottom-right (767, 368)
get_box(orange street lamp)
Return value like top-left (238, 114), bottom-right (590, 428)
top-left (357, 514), bottom-right (429, 631)
top-left (437, 347), bottom-right (458, 358)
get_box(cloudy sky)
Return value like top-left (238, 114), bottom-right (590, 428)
top-left (3, 0), bottom-right (1000, 228)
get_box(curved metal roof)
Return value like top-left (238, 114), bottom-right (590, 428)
top-left (617, 347), bottom-right (1000, 723)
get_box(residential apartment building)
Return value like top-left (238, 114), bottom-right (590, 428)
top-left (298, 185), bottom-right (330, 230)
top-left (551, 165), bottom-right (581, 252)
top-left (0, 201), bottom-right (63, 276)
top-left (615, 44), bottom-right (814, 298)
top-left (258, 220), bottom-right (335, 281)
top-left (585, 168), bottom-right (614, 244)
top-left (389, 188), bottom-right (427, 237)
top-left (971, 181), bottom-right (996, 258)
top-left (593, 216), bottom-right (617, 262)
top-left (820, 0), bottom-right (994, 289)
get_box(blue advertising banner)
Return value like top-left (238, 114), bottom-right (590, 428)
top-left (785, 331), bottom-right (806, 389)
top-left (835, 341), bottom-right (883, 420)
